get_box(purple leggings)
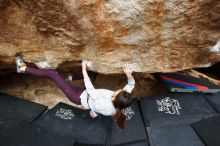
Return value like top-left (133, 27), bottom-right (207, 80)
top-left (25, 67), bottom-right (96, 105)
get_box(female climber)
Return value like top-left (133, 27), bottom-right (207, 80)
top-left (15, 56), bottom-right (135, 129)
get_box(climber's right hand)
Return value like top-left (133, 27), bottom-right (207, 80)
top-left (82, 61), bottom-right (87, 70)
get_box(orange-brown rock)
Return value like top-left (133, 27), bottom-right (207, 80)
top-left (0, 0), bottom-right (220, 74)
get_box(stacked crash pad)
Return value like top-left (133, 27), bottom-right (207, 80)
top-left (0, 92), bottom-right (75, 146)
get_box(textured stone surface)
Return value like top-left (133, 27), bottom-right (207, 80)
top-left (0, 73), bottom-right (167, 108)
top-left (0, 0), bottom-right (220, 74)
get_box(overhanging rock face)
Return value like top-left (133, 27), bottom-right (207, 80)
top-left (0, 0), bottom-right (220, 74)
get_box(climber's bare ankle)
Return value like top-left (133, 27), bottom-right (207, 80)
top-left (20, 65), bottom-right (27, 72)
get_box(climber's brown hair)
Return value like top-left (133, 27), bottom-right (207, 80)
top-left (112, 91), bottom-right (132, 129)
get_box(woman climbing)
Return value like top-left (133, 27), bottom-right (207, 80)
top-left (15, 56), bottom-right (135, 129)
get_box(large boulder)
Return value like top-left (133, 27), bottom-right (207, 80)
top-left (0, 0), bottom-right (220, 74)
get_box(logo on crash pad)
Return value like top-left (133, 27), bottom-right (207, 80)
top-left (156, 97), bottom-right (181, 115)
top-left (55, 108), bottom-right (75, 120)
top-left (122, 107), bottom-right (134, 120)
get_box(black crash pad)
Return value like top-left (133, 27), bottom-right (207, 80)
top-left (35, 102), bottom-right (111, 146)
top-left (121, 141), bottom-right (149, 146)
top-left (192, 115), bottom-right (220, 146)
top-left (201, 93), bottom-right (220, 113)
top-left (147, 124), bottom-right (205, 146)
top-left (0, 121), bottom-right (75, 146)
top-left (156, 73), bottom-right (220, 93)
top-left (109, 101), bottom-right (149, 146)
top-left (140, 93), bottom-right (216, 126)
top-left (0, 92), bottom-right (47, 125)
